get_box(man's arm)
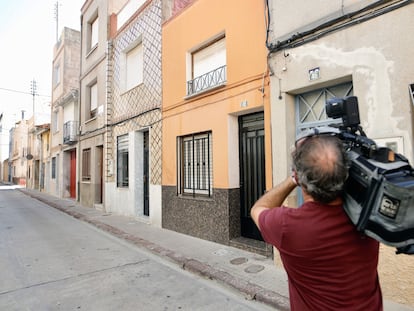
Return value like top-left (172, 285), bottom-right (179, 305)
top-left (250, 176), bottom-right (297, 230)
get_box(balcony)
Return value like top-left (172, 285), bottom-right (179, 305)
top-left (63, 121), bottom-right (79, 144)
top-left (186, 65), bottom-right (226, 97)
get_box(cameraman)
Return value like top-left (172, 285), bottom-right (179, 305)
top-left (251, 134), bottom-right (383, 310)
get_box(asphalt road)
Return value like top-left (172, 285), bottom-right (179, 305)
top-left (0, 188), bottom-right (272, 311)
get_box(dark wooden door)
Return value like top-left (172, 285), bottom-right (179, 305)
top-left (70, 150), bottom-right (76, 198)
top-left (143, 131), bottom-right (149, 216)
top-left (239, 112), bottom-right (265, 240)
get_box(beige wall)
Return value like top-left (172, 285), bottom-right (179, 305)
top-left (10, 120), bottom-right (28, 185)
top-left (40, 129), bottom-right (50, 192)
top-left (2, 159), bottom-right (9, 182)
top-left (271, 0), bottom-right (377, 39)
top-left (79, 0), bottom-right (110, 208)
top-left (80, 0), bottom-right (108, 130)
top-left (50, 28), bottom-right (80, 198)
top-left (26, 116), bottom-right (41, 190)
top-left (79, 134), bottom-right (104, 207)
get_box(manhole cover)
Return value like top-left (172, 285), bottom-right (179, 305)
top-left (244, 264), bottom-right (265, 273)
top-left (230, 257), bottom-right (248, 265)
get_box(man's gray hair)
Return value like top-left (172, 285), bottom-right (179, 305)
top-left (292, 135), bottom-right (349, 203)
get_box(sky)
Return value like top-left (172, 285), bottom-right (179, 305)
top-left (0, 0), bottom-right (84, 161)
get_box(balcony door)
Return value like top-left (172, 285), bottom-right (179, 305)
top-left (70, 150), bottom-right (76, 198)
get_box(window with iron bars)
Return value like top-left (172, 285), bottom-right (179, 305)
top-left (178, 131), bottom-right (213, 197)
top-left (82, 148), bottom-right (91, 181)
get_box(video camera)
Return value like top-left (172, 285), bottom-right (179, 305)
top-left (301, 96), bottom-right (414, 255)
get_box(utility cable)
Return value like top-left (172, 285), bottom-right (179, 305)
top-left (0, 87), bottom-right (50, 98)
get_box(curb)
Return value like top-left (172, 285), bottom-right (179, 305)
top-left (19, 189), bottom-right (290, 310)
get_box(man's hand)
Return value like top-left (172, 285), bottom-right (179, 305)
top-left (250, 176), bottom-right (297, 230)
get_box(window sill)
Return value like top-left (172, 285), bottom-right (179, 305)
top-left (86, 44), bottom-right (98, 58)
top-left (121, 82), bottom-right (144, 95)
top-left (85, 116), bottom-right (97, 124)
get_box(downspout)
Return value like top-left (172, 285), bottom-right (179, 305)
top-left (77, 13), bottom-right (83, 202)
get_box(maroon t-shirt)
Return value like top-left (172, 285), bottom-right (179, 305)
top-left (259, 201), bottom-right (383, 311)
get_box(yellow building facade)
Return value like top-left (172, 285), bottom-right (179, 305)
top-left (162, 0), bottom-right (272, 250)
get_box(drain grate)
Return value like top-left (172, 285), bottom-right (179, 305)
top-left (230, 257), bottom-right (248, 265)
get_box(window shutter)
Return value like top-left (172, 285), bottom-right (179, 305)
top-left (193, 38), bottom-right (226, 78)
top-left (126, 43), bottom-right (143, 90)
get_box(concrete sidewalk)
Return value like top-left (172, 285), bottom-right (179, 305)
top-left (18, 188), bottom-right (413, 311)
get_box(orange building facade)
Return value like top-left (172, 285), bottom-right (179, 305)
top-left (162, 0), bottom-right (272, 249)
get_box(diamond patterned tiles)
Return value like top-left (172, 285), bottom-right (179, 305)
top-left (108, 0), bottom-right (162, 185)
top-left (112, 109), bottom-right (162, 185)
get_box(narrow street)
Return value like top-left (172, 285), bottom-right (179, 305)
top-left (0, 188), bottom-right (272, 311)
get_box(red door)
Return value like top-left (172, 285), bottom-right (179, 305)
top-left (70, 150), bottom-right (76, 198)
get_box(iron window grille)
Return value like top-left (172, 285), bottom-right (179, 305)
top-left (296, 82), bottom-right (353, 134)
top-left (187, 65), bottom-right (226, 96)
top-left (178, 131), bottom-right (212, 197)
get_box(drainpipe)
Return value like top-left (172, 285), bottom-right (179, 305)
top-left (77, 14), bottom-right (83, 202)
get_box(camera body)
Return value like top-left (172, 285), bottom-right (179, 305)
top-left (326, 95), bottom-right (360, 128)
top-left (304, 96), bottom-right (414, 254)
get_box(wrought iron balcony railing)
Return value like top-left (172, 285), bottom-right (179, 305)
top-left (63, 121), bottom-right (79, 144)
top-left (186, 65), bottom-right (226, 96)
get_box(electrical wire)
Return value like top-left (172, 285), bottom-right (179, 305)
top-left (0, 86), bottom-right (51, 98)
top-left (267, 0), bottom-right (412, 52)
top-left (264, 0), bottom-right (271, 49)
